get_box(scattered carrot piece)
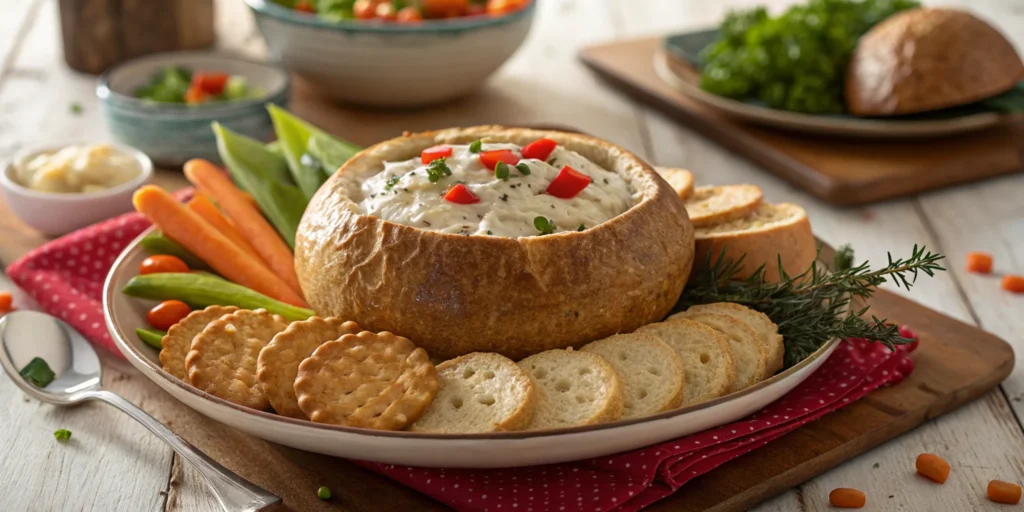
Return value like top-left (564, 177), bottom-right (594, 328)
top-left (147, 300), bottom-right (191, 330)
top-left (988, 480), bottom-right (1022, 505)
top-left (140, 255), bottom-right (190, 275)
top-left (188, 194), bottom-right (265, 264)
top-left (132, 185), bottom-right (307, 307)
top-left (965, 252), bottom-right (993, 274)
top-left (916, 453), bottom-right (951, 483)
top-left (1002, 275), bottom-right (1024, 294)
top-left (0, 291), bottom-right (13, 313)
top-left (183, 160), bottom-right (304, 299)
top-left (829, 488), bottom-right (866, 508)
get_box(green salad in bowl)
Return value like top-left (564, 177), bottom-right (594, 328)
top-left (135, 67), bottom-right (262, 105)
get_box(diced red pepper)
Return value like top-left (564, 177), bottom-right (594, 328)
top-left (479, 149), bottom-right (519, 170)
top-left (546, 165), bottom-right (591, 199)
top-left (294, 1), bottom-right (316, 13)
top-left (184, 85), bottom-right (210, 104)
top-left (191, 73), bottom-right (230, 96)
top-left (520, 138), bottom-right (558, 161)
top-left (421, 145), bottom-right (453, 164)
top-left (444, 183), bottom-right (480, 204)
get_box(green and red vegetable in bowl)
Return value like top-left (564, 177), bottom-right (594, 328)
top-left (135, 67), bottom-right (261, 105)
top-left (272, 0), bottom-right (529, 22)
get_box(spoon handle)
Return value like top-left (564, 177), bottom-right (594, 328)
top-left (83, 390), bottom-right (281, 512)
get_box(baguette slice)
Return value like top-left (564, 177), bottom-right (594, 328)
top-left (694, 202), bottom-right (817, 283)
top-left (684, 185), bottom-right (763, 227)
top-left (654, 167), bottom-right (695, 200)
top-left (518, 349), bottom-right (624, 429)
top-left (685, 303), bottom-right (784, 377)
top-left (668, 311), bottom-right (766, 392)
top-left (636, 319), bottom-right (735, 406)
top-left (409, 353), bottom-right (535, 433)
top-left (580, 333), bottom-right (685, 418)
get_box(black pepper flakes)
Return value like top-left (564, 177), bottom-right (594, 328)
top-left (603, 178), bottom-right (609, 184)
top-left (423, 221), bottom-right (431, 226)
top-left (499, 194), bottom-right (508, 201)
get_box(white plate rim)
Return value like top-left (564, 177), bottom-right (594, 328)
top-left (103, 227), bottom-right (842, 460)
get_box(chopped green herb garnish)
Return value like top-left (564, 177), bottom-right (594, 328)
top-left (487, 230), bottom-right (493, 235)
top-left (69, 102), bottom-right (83, 115)
top-left (534, 216), bottom-right (556, 235)
top-left (384, 175), bottom-right (400, 190)
top-left (469, 139), bottom-right (483, 153)
top-left (54, 429), bottom-right (72, 442)
top-left (426, 158), bottom-right (453, 183)
top-left (317, 486), bottom-right (332, 500)
top-left (515, 163), bottom-right (531, 176)
top-left (578, 224), bottom-right (586, 231)
top-left (495, 161), bottom-right (510, 181)
top-left (19, 358), bottom-right (55, 388)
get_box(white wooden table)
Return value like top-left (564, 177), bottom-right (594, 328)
top-left (1, 0), bottom-right (1022, 510)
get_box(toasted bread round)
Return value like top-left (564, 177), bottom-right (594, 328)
top-left (256, 317), bottom-right (361, 419)
top-left (185, 309), bottom-right (288, 410)
top-left (295, 126), bottom-right (695, 360)
top-left (684, 185), bottom-right (763, 227)
top-left (636, 319), bottom-right (735, 406)
top-left (847, 8), bottom-right (1024, 116)
top-left (694, 202), bottom-right (817, 283)
top-left (518, 349), bottom-right (624, 429)
top-left (159, 305), bottom-right (238, 381)
top-left (295, 331), bottom-right (438, 429)
top-left (654, 167), bottom-right (695, 200)
top-left (580, 333), bottom-right (685, 418)
top-left (668, 311), bottom-right (766, 392)
top-left (685, 303), bottom-right (784, 376)
top-left (410, 352), bottom-right (535, 433)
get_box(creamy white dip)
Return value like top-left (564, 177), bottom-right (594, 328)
top-left (13, 144), bottom-right (140, 194)
top-left (355, 142), bottom-right (638, 237)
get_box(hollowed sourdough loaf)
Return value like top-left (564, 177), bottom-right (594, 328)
top-left (295, 126), bottom-right (695, 360)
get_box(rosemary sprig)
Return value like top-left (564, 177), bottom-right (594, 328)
top-left (677, 245), bottom-right (945, 368)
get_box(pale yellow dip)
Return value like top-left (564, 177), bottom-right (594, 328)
top-left (13, 144), bottom-right (140, 194)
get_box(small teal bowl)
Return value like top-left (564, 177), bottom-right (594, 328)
top-left (245, 0), bottom-right (535, 107)
top-left (97, 52), bottom-right (290, 167)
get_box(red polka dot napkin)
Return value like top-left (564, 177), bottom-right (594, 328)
top-left (358, 337), bottom-right (916, 512)
top-left (5, 204), bottom-right (916, 511)
top-left (5, 189), bottom-right (193, 356)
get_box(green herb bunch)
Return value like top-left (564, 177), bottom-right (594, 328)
top-left (677, 244), bottom-right (945, 368)
top-left (699, 0), bottom-right (919, 114)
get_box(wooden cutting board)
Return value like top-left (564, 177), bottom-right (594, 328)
top-left (579, 37), bottom-right (1024, 205)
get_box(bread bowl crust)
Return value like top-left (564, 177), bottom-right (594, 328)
top-left (846, 8), bottom-right (1024, 116)
top-left (295, 126), bottom-right (695, 360)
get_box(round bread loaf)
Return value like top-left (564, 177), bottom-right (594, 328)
top-left (295, 126), bottom-right (695, 360)
top-left (846, 8), bottom-right (1024, 116)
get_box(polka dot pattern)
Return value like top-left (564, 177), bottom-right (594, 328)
top-left (6, 189), bottom-right (194, 356)
top-left (359, 337), bottom-right (917, 512)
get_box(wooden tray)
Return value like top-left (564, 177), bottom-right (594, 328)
top-left (579, 37), bottom-right (1024, 205)
top-left (134, 286), bottom-right (1014, 512)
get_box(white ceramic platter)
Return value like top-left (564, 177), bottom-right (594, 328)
top-left (104, 228), bottom-right (840, 468)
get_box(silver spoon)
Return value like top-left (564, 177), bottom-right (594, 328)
top-left (0, 310), bottom-right (281, 512)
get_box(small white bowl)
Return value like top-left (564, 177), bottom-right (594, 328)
top-left (1, 144), bottom-right (153, 236)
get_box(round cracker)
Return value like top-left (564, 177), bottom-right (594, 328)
top-left (294, 331), bottom-right (438, 429)
top-left (159, 305), bottom-right (238, 381)
top-left (257, 317), bottom-right (361, 419)
top-left (185, 309), bottom-right (288, 410)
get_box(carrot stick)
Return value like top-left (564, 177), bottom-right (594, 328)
top-left (188, 193), bottom-right (265, 264)
top-left (183, 159), bottom-right (303, 297)
top-left (132, 186), bottom-right (307, 307)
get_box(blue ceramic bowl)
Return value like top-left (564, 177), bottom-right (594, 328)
top-left (245, 0), bottom-right (535, 107)
top-left (97, 52), bottom-right (290, 167)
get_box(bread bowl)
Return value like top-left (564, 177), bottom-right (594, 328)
top-left (846, 8), bottom-right (1024, 116)
top-left (295, 126), bottom-right (695, 360)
